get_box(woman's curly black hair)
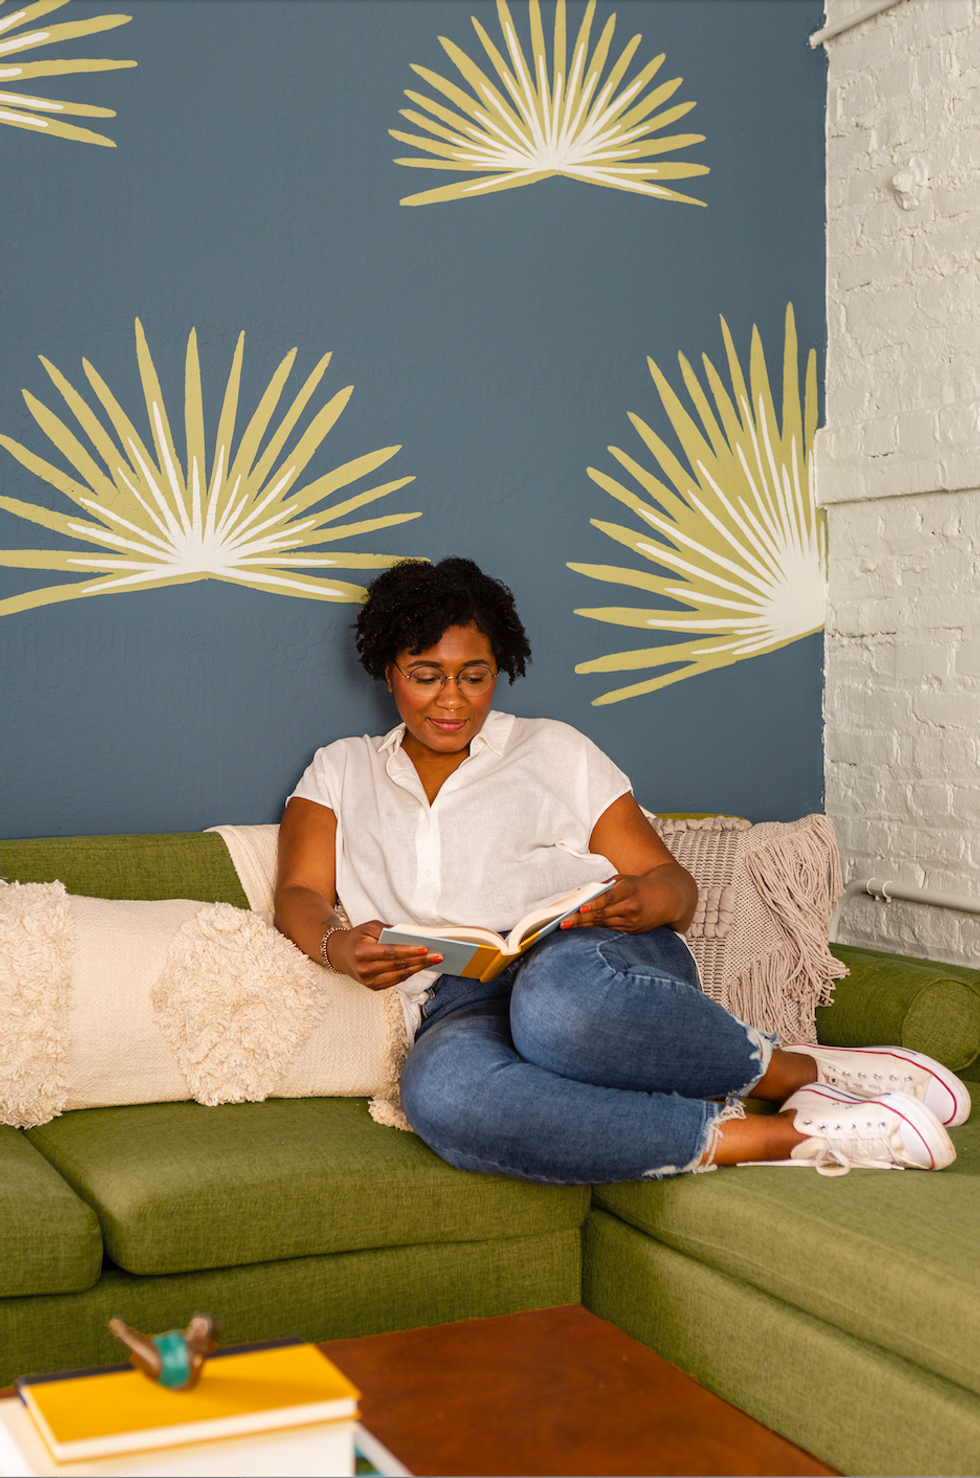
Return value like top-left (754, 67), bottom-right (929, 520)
top-left (354, 558), bottom-right (531, 683)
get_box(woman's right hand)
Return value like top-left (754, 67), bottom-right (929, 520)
top-left (327, 920), bottom-right (444, 992)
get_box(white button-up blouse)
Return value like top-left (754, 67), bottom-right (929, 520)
top-left (289, 709), bottom-right (632, 1036)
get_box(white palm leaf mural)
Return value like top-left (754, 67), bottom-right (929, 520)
top-left (0, 321), bottom-right (422, 617)
top-left (569, 305), bottom-right (825, 704)
top-left (0, 0), bottom-right (135, 147)
top-left (391, 0), bottom-right (708, 207)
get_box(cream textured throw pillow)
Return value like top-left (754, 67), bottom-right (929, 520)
top-left (0, 880), bottom-right (73, 1128)
top-left (0, 879), bottom-right (406, 1128)
top-left (68, 894), bottom-right (202, 1111)
top-left (647, 813), bottom-right (847, 1042)
top-left (208, 823), bottom-right (413, 1130)
top-left (151, 900), bottom-right (405, 1107)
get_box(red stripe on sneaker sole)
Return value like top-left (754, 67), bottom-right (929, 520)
top-left (798, 1086), bottom-right (938, 1168)
top-left (883, 1100), bottom-right (935, 1168)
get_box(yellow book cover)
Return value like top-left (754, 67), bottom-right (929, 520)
top-left (16, 1342), bottom-right (359, 1463)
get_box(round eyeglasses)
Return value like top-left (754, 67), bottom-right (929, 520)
top-left (392, 662), bottom-right (497, 696)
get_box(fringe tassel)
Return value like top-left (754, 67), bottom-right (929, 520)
top-left (736, 816), bottom-right (848, 1040)
top-left (369, 987), bottom-right (416, 1132)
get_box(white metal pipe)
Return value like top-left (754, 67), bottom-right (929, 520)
top-left (829, 877), bottom-right (980, 943)
top-left (809, 0), bottom-right (907, 48)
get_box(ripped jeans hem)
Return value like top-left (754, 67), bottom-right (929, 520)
top-left (640, 1098), bottom-right (747, 1180)
top-left (731, 1023), bottom-right (777, 1098)
top-left (636, 1023), bottom-right (776, 1181)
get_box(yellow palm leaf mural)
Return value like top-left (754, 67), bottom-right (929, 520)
top-left (391, 0), bottom-right (708, 207)
top-left (0, 0), bottom-right (135, 147)
top-left (569, 305), bottom-right (825, 704)
top-left (0, 322), bottom-right (422, 617)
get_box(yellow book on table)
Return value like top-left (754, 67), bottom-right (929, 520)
top-left (15, 1343), bottom-right (359, 1464)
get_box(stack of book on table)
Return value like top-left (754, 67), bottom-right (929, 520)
top-left (0, 1338), bottom-right (406, 1476)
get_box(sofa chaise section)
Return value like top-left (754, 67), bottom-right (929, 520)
top-left (592, 1114), bottom-right (980, 1399)
top-left (583, 1206), bottom-right (980, 1478)
top-left (582, 1073), bottom-right (980, 1476)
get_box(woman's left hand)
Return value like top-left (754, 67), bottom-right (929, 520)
top-left (560, 868), bottom-right (692, 935)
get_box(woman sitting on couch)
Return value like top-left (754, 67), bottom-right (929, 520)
top-left (275, 557), bottom-right (968, 1181)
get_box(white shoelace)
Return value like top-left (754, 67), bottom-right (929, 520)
top-left (829, 1066), bottom-right (918, 1096)
top-left (807, 1120), bottom-right (906, 1176)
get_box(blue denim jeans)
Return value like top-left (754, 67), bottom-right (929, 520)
top-left (399, 925), bottom-right (775, 1185)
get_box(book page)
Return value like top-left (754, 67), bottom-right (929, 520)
top-left (379, 882), bottom-right (614, 978)
top-left (507, 879), bottom-right (615, 952)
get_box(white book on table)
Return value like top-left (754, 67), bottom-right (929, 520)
top-left (0, 1401), bottom-right (359, 1477)
top-left (350, 1423), bottom-right (412, 1477)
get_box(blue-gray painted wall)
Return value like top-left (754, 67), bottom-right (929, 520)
top-left (0, 0), bottom-right (827, 837)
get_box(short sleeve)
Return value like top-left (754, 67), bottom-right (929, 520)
top-left (288, 741), bottom-right (346, 813)
top-left (579, 731), bottom-right (632, 830)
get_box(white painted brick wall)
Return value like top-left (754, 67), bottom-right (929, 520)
top-left (820, 0), bottom-right (980, 962)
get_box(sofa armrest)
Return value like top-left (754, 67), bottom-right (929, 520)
top-left (817, 944), bottom-right (980, 1077)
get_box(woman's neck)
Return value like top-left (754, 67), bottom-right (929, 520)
top-left (400, 731), bottom-right (470, 805)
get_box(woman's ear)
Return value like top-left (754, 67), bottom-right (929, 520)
top-left (385, 665), bottom-right (393, 693)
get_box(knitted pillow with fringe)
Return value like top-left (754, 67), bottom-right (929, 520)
top-left (647, 813), bottom-right (848, 1043)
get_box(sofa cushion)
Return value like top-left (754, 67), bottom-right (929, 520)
top-left (26, 1098), bottom-right (590, 1276)
top-left (0, 1127), bottom-right (102, 1295)
top-left (594, 1115), bottom-right (980, 1399)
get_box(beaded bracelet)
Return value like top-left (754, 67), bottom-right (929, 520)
top-left (319, 925), bottom-right (348, 969)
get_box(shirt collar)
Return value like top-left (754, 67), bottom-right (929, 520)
top-left (471, 709), bottom-right (510, 755)
top-left (379, 723), bottom-right (406, 756)
top-left (378, 709), bottom-right (511, 759)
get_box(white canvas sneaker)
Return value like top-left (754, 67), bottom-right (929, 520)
top-left (783, 1043), bottom-right (971, 1127)
top-left (782, 1084), bottom-right (957, 1176)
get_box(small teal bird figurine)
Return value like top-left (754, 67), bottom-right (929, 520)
top-left (109, 1315), bottom-right (219, 1391)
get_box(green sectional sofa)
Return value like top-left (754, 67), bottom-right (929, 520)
top-left (5, 832), bottom-right (980, 1477)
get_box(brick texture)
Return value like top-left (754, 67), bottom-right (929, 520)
top-left (820, 0), bottom-right (980, 961)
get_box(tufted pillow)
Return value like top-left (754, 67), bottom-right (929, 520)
top-left (0, 880), bottom-right (407, 1130)
top-left (644, 812), bottom-right (848, 1042)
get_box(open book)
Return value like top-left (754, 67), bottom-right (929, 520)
top-left (379, 878), bottom-right (614, 983)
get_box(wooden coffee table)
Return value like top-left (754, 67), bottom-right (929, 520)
top-left (323, 1304), bottom-right (839, 1477)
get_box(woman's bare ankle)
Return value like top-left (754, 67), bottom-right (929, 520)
top-left (701, 1107), bottom-right (807, 1168)
top-left (750, 1048), bottom-right (817, 1105)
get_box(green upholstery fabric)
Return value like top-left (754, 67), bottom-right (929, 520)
top-left (26, 1098), bottom-right (589, 1276)
top-left (0, 1129), bottom-right (102, 1296)
top-left (0, 833), bottom-right (248, 907)
top-left (593, 1116), bottom-right (980, 1401)
top-left (823, 944), bottom-right (980, 1072)
top-left (584, 1208), bottom-right (980, 1478)
top-left (0, 1227), bottom-right (580, 1387)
